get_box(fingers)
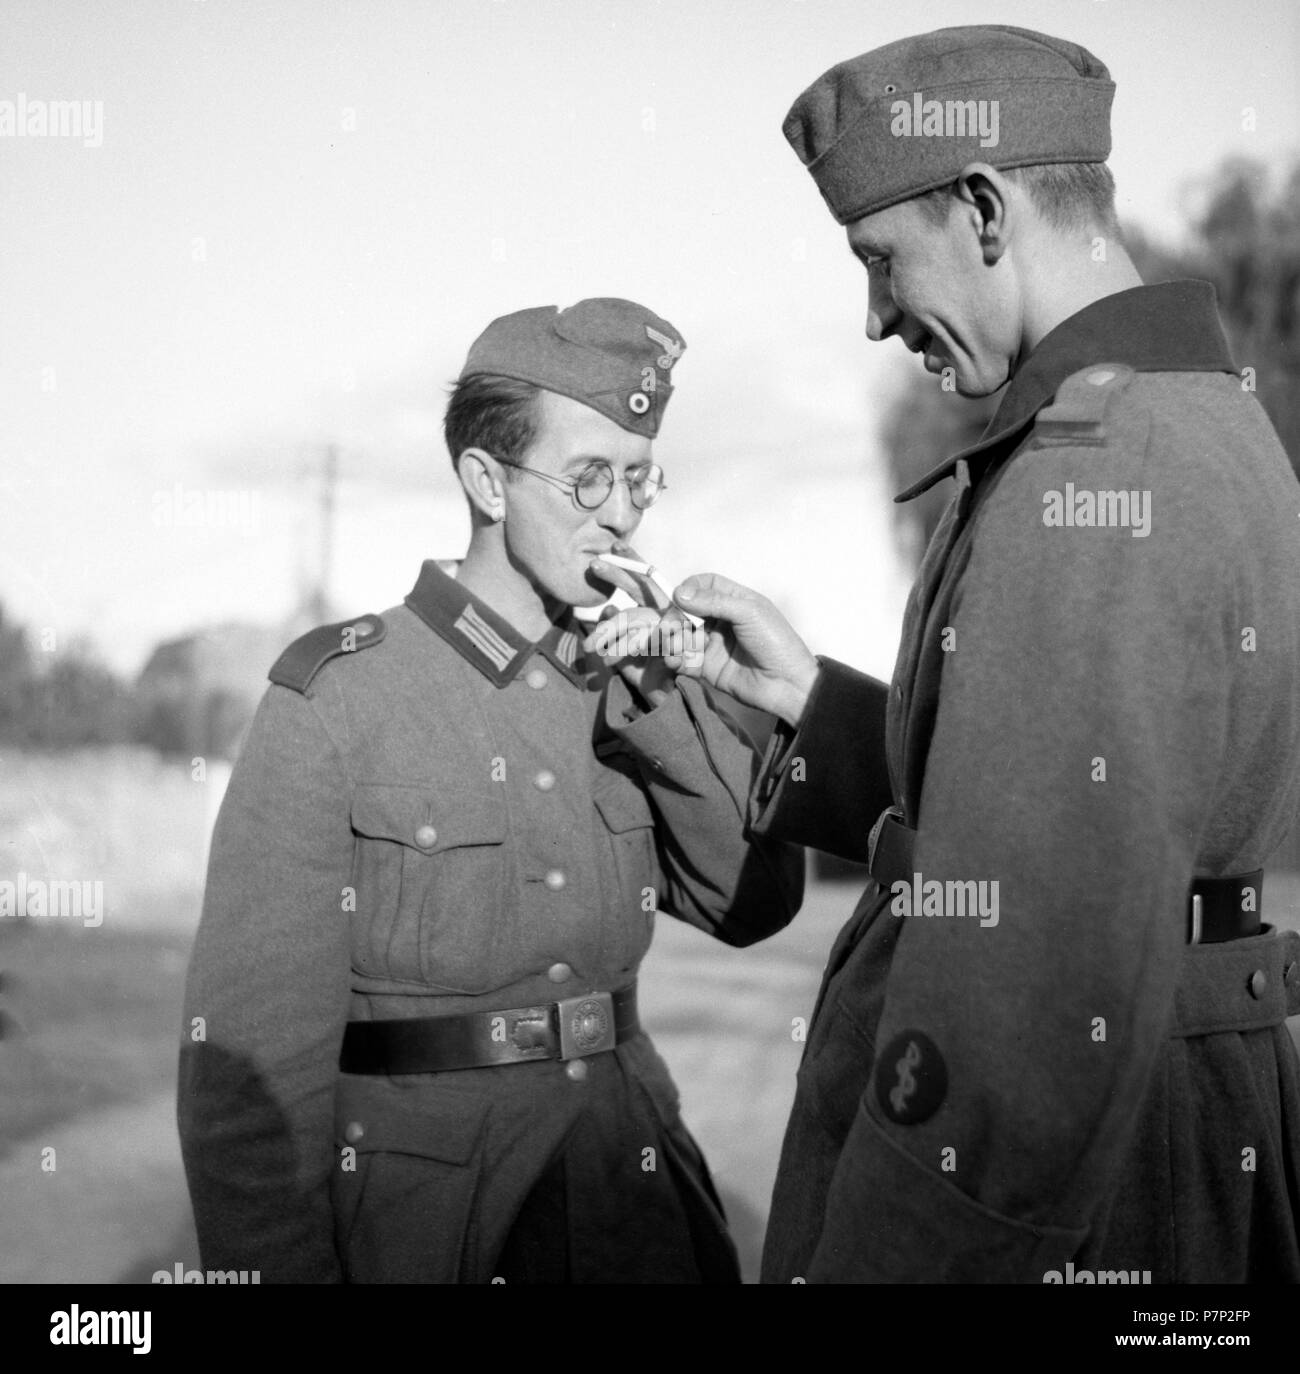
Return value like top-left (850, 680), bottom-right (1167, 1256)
top-left (662, 618), bottom-right (708, 675)
top-left (634, 570), bottom-right (673, 612)
top-left (583, 607), bottom-right (661, 660)
top-left (587, 559), bottom-right (642, 601)
top-left (588, 557), bottom-right (671, 611)
top-left (582, 606), bottom-right (702, 665)
top-left (671, 572), bottom-right (764, 623)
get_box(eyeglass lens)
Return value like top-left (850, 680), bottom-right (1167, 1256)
top-left (574, 463), bottom-right (664, 510)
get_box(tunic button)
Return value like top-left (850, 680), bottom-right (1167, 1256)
top-left (344, 1121), bottom-right (365, 1144)
top-left (544, 869), bottom-right (566, 891)
top-left (534, 769), bottom-right (556, 791)
top-left (1248, 969), bottom-right (1267, 1000)
top-left (526, 668), bottom-right (548, 690)
top-left (565, 1059), bottom-right (589, 1083)
top-left (414, 824), bottom-right (438, 849)
top-left (547, 962), bottom-right (572, 983)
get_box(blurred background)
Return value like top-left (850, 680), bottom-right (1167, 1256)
top-left (2, 0), bottom-right (1298, 1283)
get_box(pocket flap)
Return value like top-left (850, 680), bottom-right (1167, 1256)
top-left (593, 780), bottom-right (655, 834)
top-left (335, 1075), bottom-right (490, 1163)
top-left (351, 784), bottom-right (507, 850)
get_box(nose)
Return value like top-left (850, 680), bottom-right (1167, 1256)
top-left (865, 272), bottom-right (901, 343)
top-left (597, 479), bottom-right (641, 539)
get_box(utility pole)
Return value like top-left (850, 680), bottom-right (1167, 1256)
top-left (305, 443), bottom-right (338, 624)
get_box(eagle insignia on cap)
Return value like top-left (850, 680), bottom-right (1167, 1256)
top-left (645, 325), bottom-right (684, 371)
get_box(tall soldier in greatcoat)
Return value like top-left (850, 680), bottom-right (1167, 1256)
top-left (177, 297), bottom-right (805, 1283)
top-left (631, 26), bottom-right (1300, 1282)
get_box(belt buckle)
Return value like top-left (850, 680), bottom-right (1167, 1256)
top-left (867, 805), bottom-right (904, 879)
top-left (1189, 893), bottom-right (1203, 946)
top-left (556, 991), bottom-right (616, 1060)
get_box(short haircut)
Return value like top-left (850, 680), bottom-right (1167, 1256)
top-left (914, 162), bottom-right (1120, 238)
top-left (443, 373), bottom-right (541, 477)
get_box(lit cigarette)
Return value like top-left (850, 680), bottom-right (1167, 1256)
top-left (596, 553), bottom-right (657, 577)
top-left (591, 552), bottom-right (704, 626)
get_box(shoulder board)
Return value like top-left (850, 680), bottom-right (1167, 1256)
top-left (268, 613), bottom-right (387, 694)
top-left (1031, 363), bottom-right (1135, 446)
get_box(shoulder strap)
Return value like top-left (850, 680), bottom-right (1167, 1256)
top-left (268, 614), bottom-right (386, 694)
top-left (1031, 363), bottom-right (1135, 446)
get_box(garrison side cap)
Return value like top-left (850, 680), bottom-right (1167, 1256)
top-left (784, 24), bottom-right (1114, 224)
top-left (457, 297), bottom-right (686, 439)
top-left (268, 613), bottom-right (386, 694)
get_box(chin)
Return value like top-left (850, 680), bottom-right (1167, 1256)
top-left (561, 573), bottom-right (611, 610)
top-left (954, 370), bottom-right (999, 399)
top-left (571, 587), bottom-right (609, 610)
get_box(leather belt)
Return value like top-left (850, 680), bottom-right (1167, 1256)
top-left (867, 806), bottom-right (915, 888)
top-left (339, 983), bottom-right (639, 1075)
top-left (1186, 872), bottom-right (1263, 945)
top-left (866, 806), bottom-right (1262, 945)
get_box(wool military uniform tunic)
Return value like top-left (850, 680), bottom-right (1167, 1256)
top-left (753, 281), bottom-right (1300, 1283)
top-left (178, 561), bottom-right (804, 1283)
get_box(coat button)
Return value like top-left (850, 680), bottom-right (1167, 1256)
top-left (565, 1059), bottom-right (589, 1083)
top-left (534, 769), bottom-right (556, 791)
top-left (414, 824), bottom-right (438, 849)
top-left (526, 668), bottom-right (548, 690)
top-left (547, 962), bottom-right (572, 983)
top-left (344, 1121), bottom-right (365, 1144)
top-left (1248, 969), bottom-right (1267, 999)
top-left (544, 869), bottom-right (566, 891)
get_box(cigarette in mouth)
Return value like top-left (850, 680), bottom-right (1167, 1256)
top-left (591, 551), bottom-right (704, 626)
top-left (596, 553), bottom-right (657, 577)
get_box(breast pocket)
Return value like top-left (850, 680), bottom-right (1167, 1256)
top-left (349, 784), bottom-right (510, 991)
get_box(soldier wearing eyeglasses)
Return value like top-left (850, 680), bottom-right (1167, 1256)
top-left (177, 297), bottom-right (805, 1283)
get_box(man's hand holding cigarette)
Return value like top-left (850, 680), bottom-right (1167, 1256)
top-left (664, 573), bottom-right (821, 728)
top-left (585, 552), bottom-right (706, 710)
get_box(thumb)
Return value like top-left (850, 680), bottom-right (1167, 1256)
top-left (672, 572), bottom-right (761, 625)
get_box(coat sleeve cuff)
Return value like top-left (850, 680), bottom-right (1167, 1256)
top-left (803, 1104), bottom-right (1088, 1283)
top-left (603, 676), bottom-right (731, 797)
top-left (748, 658), bottom-right (894, 861)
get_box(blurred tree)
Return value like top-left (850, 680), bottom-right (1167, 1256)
top-left (0, 605), bottom-right (35, 740)
top-left (1129, 158), bottom-right (1300, 473)
top-left (882, 156), bottom-right (1300, 570)
top-left (0, 603), bottom-right (132, 748)
top-left (27, 645), bottom-right (133, 748)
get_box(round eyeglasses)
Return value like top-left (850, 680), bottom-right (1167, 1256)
top-left (490, 457), bottom-right (666, 511)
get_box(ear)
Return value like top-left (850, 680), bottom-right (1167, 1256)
top-left (457, 447), bottom-right (506, 523)
top-left (953, 163), bottom-right (1013, 265)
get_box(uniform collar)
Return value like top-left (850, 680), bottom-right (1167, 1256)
top-left (405, 560), bottom-right (590, 689)
top-left (895, 280), bottom-right (1238, 502)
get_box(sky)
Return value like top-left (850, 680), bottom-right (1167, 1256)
top-left (2, 0), bottom-right (1297, 680)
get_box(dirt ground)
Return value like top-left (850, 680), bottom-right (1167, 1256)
top-left (0, 879), bottom-right (849, 1285)
top-left (5, 875), bottom-right (1299, 1285)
